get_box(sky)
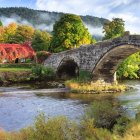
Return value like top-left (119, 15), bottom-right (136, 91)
top-left (0, 0), bottom-right (140, 34)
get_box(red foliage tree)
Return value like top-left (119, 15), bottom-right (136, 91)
top-left (0, 42), bottom-right (36, 63)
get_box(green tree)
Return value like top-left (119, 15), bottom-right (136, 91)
top-left (0, 26), bottom-right (5, 43)
top-left (4, 22), bottom-right (17, 43)
top-left (50, 14), bottom-right (94, 52)
top-left (117, 52), bottom-right (140, 79)
top-left (32, 30), bottom-right (52, 51)
top-left (103, 18), bottom-right (125, 40)
top-left (14, 24), bottom-right (34, 43)
top-left (0, 20), bottom-right (3, 26)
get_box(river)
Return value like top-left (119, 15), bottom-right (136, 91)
top-left (0, 80), bottom-right (140, 131)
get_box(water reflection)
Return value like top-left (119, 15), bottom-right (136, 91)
top-left (118, 80), bottom-right (140, 118)
top-left (0, 86), bottom-right (86, 131)
top-left (0, 80), bottom-right (140, 131)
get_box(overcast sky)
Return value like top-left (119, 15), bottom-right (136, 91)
top-left (0, 0), bottom-right (140, 34)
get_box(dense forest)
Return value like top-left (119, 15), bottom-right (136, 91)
top-left (0, 7), bottom-right (108, 26)
top-left (0, 7), bottom-right (108, 40)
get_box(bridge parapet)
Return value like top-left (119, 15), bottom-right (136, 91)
top-left (44, 34), bottom-right (140, 82)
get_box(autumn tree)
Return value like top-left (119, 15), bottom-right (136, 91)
top-left (50, 14), bottom-right (94, 52)
top-left (4, 23), bottom-right (17, 43)
top-left (0, 26), bottom-right (5, 42)
top-left (32, 30), bottom-right (52, 51)
top-left (103, 18), bottom-right (125, 40)
top-left (14, 25), bottom-right (35, 43)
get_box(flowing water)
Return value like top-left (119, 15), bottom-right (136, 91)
top-left (118, 80), bottom-right (140, 118)
top-left (0, 80), bottom-right (140, 131)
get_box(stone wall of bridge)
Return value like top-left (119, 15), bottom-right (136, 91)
top-left (44, 34), bottom-right (140, 82)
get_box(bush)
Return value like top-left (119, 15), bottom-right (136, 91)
top-left (135, 110), bottom-right (140, 122)
top-left (2, 111), bottom-right (140, 140)
top-left (85, 100), bottom-right (122, 129)
top-left (122, 121), bottom-right (140, 140)
top-left (79, 70), bottom-right (92, 81)
top-left (25, 59), bottom-right (31, 63)
top-left (36, 51), bottom-right (51, 64)
top-left (113, 116), bottom-right (130, 136)
top-left (80, 119), bottom-right (114, 140)
top-left (31, 64), bottom-right (55, 79)
top-left (6, 113), bottom-right (79, 140)
top-left (77, 70), bottom-right (92, 82)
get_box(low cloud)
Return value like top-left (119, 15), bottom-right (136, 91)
top-left (0, 14), bottom-right (33, 26)
top-left (35, 0), bottom-right (140, 34)
top-left (84, 23), bottom-right (103, 37)
top-left (108, 13), bottom-right (140, 34)
top-left (0, 14), bottom-right (54, 32)
top-left (35, 23), bottom-right (54, 32)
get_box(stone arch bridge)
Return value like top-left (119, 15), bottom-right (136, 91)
top-left (44, 34), bottom-right (140, 82)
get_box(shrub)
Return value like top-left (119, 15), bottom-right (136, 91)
top-left (30, 113), bottom-right (79, 140)
top-left (7, 113), bottom-right (79, 140)
top-left (135, 110), bottom-right (140, 122)
top-left (36, 51), bottom-right (51, 64)
top-left (2, 112), bottom-right (140, 140)
top-left (113, 116), bottom-right (130, 136)
top-left (26, 58), bottom-right (31, 63)
top-left (85, 100), bottom-right (122, 129)
top-left (31, 64), bottom-right (55, 79)
top-left (78, 70), bottom-right (92, 82)
top-left (122, 121), bottom-right (140, 140)
top-left (80, 119), bottom-right (115, 140)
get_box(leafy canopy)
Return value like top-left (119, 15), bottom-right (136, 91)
top-left (32, 30), bottom-right (52, 51)
top-left (50, 14), bottom-right (95, 52)
top-left (14, 25), bottom-right (35, 43)
top-left (117, 52), bottom-right (140, 79)
top-left (0, 23), bottom-right (35, 44)
top-left (0, 21), bottom-right (2, 26)
top-left (103, 18), bottom-right (125, 40)
top-left (102, 18), bottom-right (140, 79)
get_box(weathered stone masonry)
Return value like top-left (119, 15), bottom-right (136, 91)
top-left (44, 34), bottom-right (140, 82)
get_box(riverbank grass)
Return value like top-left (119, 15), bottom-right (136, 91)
top-left (0, 63), bottom-right (33, 72)
top-left (0, 101), bottom-right (140, 140)
top-left (65, 79), bottom-right (127, 93)
top-left (0, 67), bottom-right (31, 72)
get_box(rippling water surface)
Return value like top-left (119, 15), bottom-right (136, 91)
top-left (118, 80), bottom-right (140, 118)
top-left (0, 86), bottom-right (87, 131)
top-left (0, 81), bottom-right (140, 131)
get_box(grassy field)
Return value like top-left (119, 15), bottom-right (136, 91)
top-left (0, 64), bottom-right (33, 72)
top-left (0, 67), bottom-right (31, 72)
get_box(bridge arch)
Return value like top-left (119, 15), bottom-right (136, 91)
top-left (57, 57), bottom-right (79, 79)
top-left (92, 44), bottom-right (140, 82)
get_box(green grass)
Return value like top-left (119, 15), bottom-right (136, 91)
top-left (0, 68), bottom-right (31, 72)
top-left (65, 80), bottom-right (127, 93)
top-left (0, 64), bottom-right (34, 72)
top-left (0, 63), bottom-right (35, 68)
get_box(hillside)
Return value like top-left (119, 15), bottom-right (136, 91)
top-left (0, 7), bottom-right (109, 39)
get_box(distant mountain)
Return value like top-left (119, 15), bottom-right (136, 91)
top-left (0, 7), bottom-right (109, 40)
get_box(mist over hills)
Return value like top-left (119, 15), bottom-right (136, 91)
top-left (0, 7), bottom-right (109, 40)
